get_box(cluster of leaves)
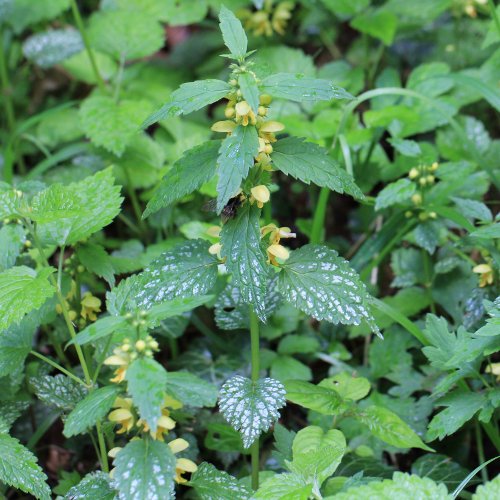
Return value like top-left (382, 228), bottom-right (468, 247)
top-left (0, 0), bottom-right (499, 499)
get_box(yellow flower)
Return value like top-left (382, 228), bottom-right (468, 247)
top-left (138, 395), bottom-right (181, 441)
top-left (271, 1), bottom-right (294, 35)
top-left (259, 121), bottom-right (285, 133)
top-left (168, 438), bottom-right (198, 484)
top-left (206, 225), bottom-right (221, 238)
top-left (473, 263), bottom-right (494, 287)
top-left (208, 242), bottom-right (223, 260)
top-left (267, 243), bottom-right (290, 266)
top-left (408, 167), bottom-right (419, 179)
top-left (211, 120), bottom-right (237, 133)
top-left (104, 346), bottom-right (131, 383)
top-left (81, 292), bottom-right (101, 321)
top-left (108, 398), bottom-right (135, 434)
top-left (261, 224), bottom-right (296, 245)
top-left (235, 100), bottom-right (256, 126)
top-left (250, 185), bottom-right (270, 208)
top-left (485, 363), bottom-right (500, 381)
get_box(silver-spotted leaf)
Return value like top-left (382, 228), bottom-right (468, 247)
top-left (63, 471), bottom-right (116, 500)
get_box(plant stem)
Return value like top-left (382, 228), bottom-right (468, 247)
top-left (69, 0), bottom-right (106, 93)
top-left (123, 167), bottom-right (148, 239)
top-left (0, 29), bottom-right (15, 133)
top-left (422, 249), bottom-right (436, 314)
top-left (488, 0), bottom-right (500, 37)
top-left (96, 420), bottom-right (109, 472)
top-left (475, 419), bottom-right (489, 483)
top-left (249, 307), bottom-right (260, 490)
top-left (310, 187), bottom-right (329, 244)
top-left (30, 351), bottom-right (88, 387)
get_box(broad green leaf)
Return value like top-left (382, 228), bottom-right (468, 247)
top-left (0, 184), bottom-right (23, 219)
top-left (271, 137), bottom-right (363, 199)
top-left (146, 295), bottom-right (213, 327)
top-left (350, 8), bottom-right (397, 45)
top-left (375, 178), bottom-right (416, 210)
top-left (411, 454), bottom-right (471, 489)
top-left (253, 473), bottom-right (312, 500)
top-left (80, 96), bottom-right (149, 156)
top-left (62, 49), bottom-right (117, 85)
top-left (285, 380), bottom-right (345, 415)
top-left (32, 374), bottom-right (87, 410)
top-left (30, 169), bottom-right (123, 246)
top-left (414, 221), bottom-right (441, 254)
top-left (143, 140), bottom-right (220, 218)
top-left (239, 72), bottom-right (259, 113)
top-left (63, 471), bottom-right (116, 500)
top-left (163, 0), bottom-right (208, 25)
top-left (70, 316), bottom-right (128, 346)
top-left (473, 474), bottom-right (500, 500)
top-left (0, 434), bottom-right (51, 499)
top-left (0, 315), bottom-right (37, 375)
top-left (278, 245), bottom-right (378, 332)
top-left (319, 372), bottom-right (371, 401)
top-left (126, 358), bottom-right (168, 433)
top-left (260, 73), bottom-right (353, 102)
top-left (220, 203), bottom-right (269, 321)
top-left (0, 266), bottom-right (55, 331)
top-left (219, 375), bottom-right (286, 448)
top-left (112, 439), bottom-right (176, 499)
top-left (4, 0), bottom-right (70, 33)
top-left (0, 224), bottom-right (25, 271)
top-left (88, 10), bottom-right (164, 60)
top-left (288, 426), bottom-right (346, 485)
top-left (64, 385), bottom-right (121, 437)
top-left (470, 223), bottom-right (500, 239)
top-left (219, 5), bottom-right (247, 58)
top-left (216, 125), bottom-right (259, 213)
top-left (452, 197), bottom-right (492, 222)
top-left (330, 472), bottom-right (450, 500)
top-left (189, 462), bottom-right (251, 499)
top-left (388, 138), bottom-right (422, 157)
top-left (142, 80), bottom-right (232, 127)
top-left (272, 423), bottom-right (296, 467)
top-left (166, 371), bottom-right (218, 407)
top-left (77, 243), bottom-right (115, 287)
top-left (271, 356), bottom-right (311, 383)
top-left (22, 28), bottom-right (83, 68)
top-left (355, 405), bottom-right (433, 451)
top-left (277, 335), bottom-right (319, 355)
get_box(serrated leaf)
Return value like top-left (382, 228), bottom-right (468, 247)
top-left (88, 10), bottom-right (164, 60)
top-left (0, 314), bottom-right (37, 375)
top-left (147, 294), bottom-right (213, 327)
top-left (77, 243), bottom-right (115, 287)
top-left (253, 473), bottom-right (311, 500)
top-left (143, 79), bottom-right (232, 127)
top-left (0, 266), bottom-right (55, 331)
top-left (411, 454), bottom-right (471, 489)
top-left (112, 439), bottom-right (176, 500)
top-left (260, 73), bottom-right (353, 102)
top-left (278, 244), bottom-right (378, 332)
top-left (350, 8), bottom-right (397, 45)
top-left (452, 197), bottom-right (492, 222)
top-left (271, 137), bottom-right (363, 199)
top-left (143, 140), bottom-right (220, 218)
top-left (0, 434), bottom-right (51, 500)
top-left (23, 28), bottom-right (83, 68)
top-left (166, 371), bottom-right (218, 407)
top-left (189, 462), bottom-right (251, 500)
top-left (0, 224), bottom-right (25, 271)
top-left (30, 169), bottom-right (123, 246)
top-left (285, 380), bottom-right (345, 415)
top-left (414, 221), bottom-right (441, 254)
top-left (64, 471), bottom-right (116, 500)
top-left (64, 385), bottom-right (121, 437)
top-left (388, 138), bottom-right (422, 157)
top-left (470, 223), bottom-right (500, 239)
top-left (4, 0), bottom-right (70, 34)
top-left (319, 372), bottom-right (371, 402)
top-left (219, 375), bottom-right (286, 448)
top-left (220, 203), bottom-right (269, 321)
top-left (0, 401), bottom-right (29, 434)
top-left (473, 474), bottom-right (500, 500)
top-left (69, 315), bottom-right (128, 346)
top-left (32, 374), bottom-right (87, 410)
top-left (80, 96), bottom-right (149, 156)
top-left (219, 5), bottom-right (247, 58)
top-left (216, 125), bottom-right (259, 213)
top-left (126, 358), bottom-right (168, 433)
top-left (0, 183), bottom-right (23, 219)
top-left (239, 72), bottom-right (259, 113)
top-left (375, 178), bottom-right (416, 210)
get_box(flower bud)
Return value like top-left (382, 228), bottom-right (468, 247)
top-left (135, 340), bottom-right (146, 352)
top-left (411, 193), bottom-right (422, 205)
top-left (259, 94), bottom-right (272, 105)
top-left (408, 168), bottom-right (419, 179)
top-left (251, 185), bottom-right (270, 205)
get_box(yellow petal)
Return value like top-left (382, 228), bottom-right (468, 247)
top-left (211, 120), bottom-right (236, 133)
top-left (208, 243), bottom-right (222, 256)
top-left (250, 185), bottom-right (270, 204)
top-left (235, 100), bottom-right (251, 116)
top-left (259, 121), bottom-right (285, 133)
top-left (108, 447), bottom-right (122, 458)
top-left (113, 397), bottom-right (133, 409)
top-left (164, 394), bottom-right (183, 409)
top-left (261, 223), bottom-right (278, 237)
top-left (176, 458), bottom-right (198, 473)
top-left (473, 264), bottom-right (492, 274)
top-left (104, 355), bottom-right (128, 366)
top-left (206, 225), bottom-right (221, 238)
top-left (267, 244), bottom-right (290, 260)
top-left (158, 415), bottom-right (176, 430)
top-left (108, 408), bottom-right (133, 422)
top-left (168, 438), bottom-right (189, 454)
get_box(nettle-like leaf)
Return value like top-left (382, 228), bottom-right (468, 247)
top-left (271, 137), bottom-right (363, 199)
top-left (253, 473), bottom-right (311, 500)
top-left (0, 266), bottom-right (55, 331)
top-left (77, 243), bottom-right (115, 287)
top-left (133, 239), bottom-right (219, 310)
top-left (285, 380), bottom-right (345, 415)
top-left (414, 220), bottom-right (442, 254)
top-left (411, 454), bottom-right (470, 489)
top-left (0, 183), bottom-right (22, 219)
top-left (375, 178), bottom-right (416, 210)
top-left (220, 203), bottom-right (269, 321)
top-left (30, 168), bottom-right (122, 246)
top-left (0, 314), bottom-right (36, 375)
top-left (473, 475), bottom-right (500, 500)
top-left (238, 72), bottom-right (259, 113)
top-left (219, 5), bottom-right (248, 58)
top-left (189, 462), bottom-right (251, 500)
top-left (278, 245), bottom-right (378, 333)
top-left (112, 439), bottom-right (176, 500)
top-left (32, 374), bottom-right (87, 410)
top-left (0, 434), bottom-right (51, 500)
top-left (126, 358), bottom-right (168, 433)
top-left (216, 125), bottom-right (259, 213)
top-left (260, 73), bottom-right (353, 102)
top-left (143, 79), bottom-right (232, 127)
top-left (165, 371), bottom-right (218, 408)
top-left (63, 471), bottom-right (116, 500)
top-left (143, 140), bottom-right (220, 218)
top-left (63, 385), bottom-right (121, 437)
top-left (69, 316), bottom-right (128, 346)
top-left (22, 28), bottom-right (83, 68)
top-left (219, 375), bottom-right (286, 448)
top-left (4, 0), bottom-right (70, 34)
top-left (0, 224), bottom-right (25, 271)
top-left (0, 401), bottom-right (29, 434)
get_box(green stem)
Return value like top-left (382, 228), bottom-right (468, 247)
top-left (249, 307), bottom-right (260, 490)
top-left (475, 419), bottom-right (489, 484)
top-left (488, 0), bottom-right (500, 37)
top-left (0, 29), bottom-right (15, 133)
top-left (422, 250), bottom-right (436, 314)
top-left (30, 351), bottom-right (88, 387)
top-left (96, 420), bottom-right (109, 472)
top-left (123, 167), bottom-right (148, 239)
top-left (69, 0), bottom-right (106, 93)
top-left (310, 187), bottom-right (330, 244)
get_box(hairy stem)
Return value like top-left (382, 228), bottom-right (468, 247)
top-left (30, 351), bottom-right (88, 387)
top-left (249, 307), bottom-right (260, 490)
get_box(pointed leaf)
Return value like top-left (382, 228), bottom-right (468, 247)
top-left (166, 371), bottom-right (218, 408)
top-left (32, 374), bottom-right (87, 410)
top-left (0, 224), bottom-right (25, 271)
top-left (285, 380), bottom-right (344, 415)
top-left (375, 178), bottom-right (416, 210)
top-left (63, 471), bottom-right (116, 500)
top-left (254, 473), bottom-right (311, 500)
top-left (70, 316), bottom-right (128, 346)
top-left (219, 5), bottom-right (247, 58)
top-left (189, 462), bottom-right (251, 499)
top-left (239, 72), bottom-right (259, 113)
top-left (77, 243), bottom-right (115, 287)
top-left (0, 315), bottom-right (37, 375)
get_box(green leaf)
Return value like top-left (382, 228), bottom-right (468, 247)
top-left (271, 137), bottom-right (363, 199)
top-left (143, 140), bottom-right (220, 218)
top-left (219, 375), bottom-right (286, 448)
top-left (4, 0), bottom-right (70, 34)
top-left (70, 316), bottom-right (128, 346)
top-left (414, 221), bottom-right (441, 254)
top-left (220, 203), bottom-right (269, 321)
top-left (146, 295), bottom-right (213, 327)
top-left (375, 178), bottom-right (416, 210)
top-left (411, 454), bottom-right (471, 489)
top-left (22, 28), bottom-right (83, 68)
top-left (0, 434), bottom-right (51, 500)
top-left (260, 73), bottom-right (353, 102)
top-left (0, 266), bottom-right (55, 331)
top-left (285, 380), bottom-right (345, 415)
top-left (189, 462), bottom-right (251, 500)
top-left (0, 224), bottom-right (25, 271)
top-left (470, 223), bottom-right (500, 239)
top-left (112, 439), bottom-right (176, 499)
top-left (355, 405), bottom-right (433, 451)
top-left (63, 471), bottom-right (116, 500)
top-left (239, 72), bottom-right (259, 113)
top-left (88, 10), bottom-right (164, 60)
top-left (473, 474), bottom-right (500, 500)
top-left (142, 79), bottom-right (232, 127)
top-left (30, 169), bottom-right (123, 246)
top-left (77, 243), bottom-right (115, 287)
top-left (32, 374), bottom-right (87, 410)
top-left (0, 315), bottom-right (37, 375)
top-left (254, 473), bottom-right (312, 500)
top-left (319, 372), bottom-right (371, 402)
top-left (126, 358), bottom-right (168, 433)
top-left (278, 335), bottom-right (319, 355)
top-left (216, 125), bottom-right (259, 213)
top-left (278, 245), bottom-right (378, 332)
top-left (388, 138), bottom-right (422, 157)
top-left (350, 8), bottom-right (397, 45)
top-left (64, 385), bottom-right (121, 437)
top-left (166, 371), bottom-right (218, 407)
top-left (0, 184), bottom-right (23, 219)
top-left (163, 0), bottom-right (208, 25)
top-left (288, 426), bottom-right (346, 485)
top-left (80, 96), bottom-right (149, 156)
top-left (219, 5), bottom-right (248, 58)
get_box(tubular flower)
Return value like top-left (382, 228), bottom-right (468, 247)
top-left (81, 292), bottom-right (102, 321)
top-left (250, 185), bottom-right (270, 208)
top-left (137, 395), bottom-right (181, 441)
top-left (473, 263), bottom-right (494, 287)
top-left (211, 120), bottom-right (237, 134)
top-left (208, 242), bottom-right (223, 260)
top-left (267, 243), bottom-right (290, 265)
top-left (104, 343), bottom-right (132, 383)
top-left (235, 100), bottom-right (256, 126)
top-left (108, 398), bottom-right (135, 434)
top-left (261, 223), bottom-right (296, 245)
top-left (168, 438), bottom-right (198, 484)
top-left (271, 2), bottom-right (294, 35)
